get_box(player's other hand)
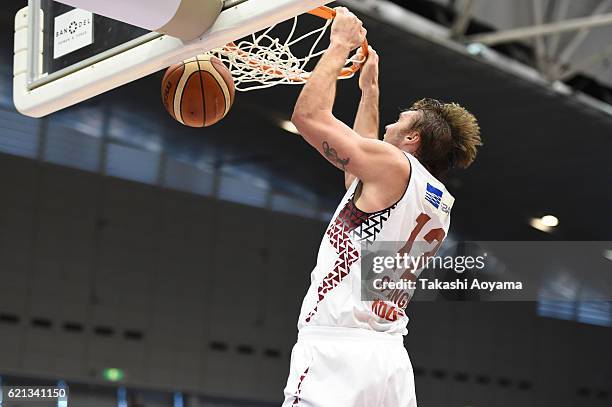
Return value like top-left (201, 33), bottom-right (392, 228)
top-left (330, 7), bottom-right (366, 51)
top-left (358, 46), bottom-right (378, 91)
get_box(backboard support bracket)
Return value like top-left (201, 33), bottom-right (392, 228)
top-left (14, 0), bottom-right (331, 117)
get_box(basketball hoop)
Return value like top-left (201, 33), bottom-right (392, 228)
top-left (211, 6), bottom-right (369, 91)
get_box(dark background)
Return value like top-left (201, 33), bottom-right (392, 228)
top-left (0, 0), bottom-right (611, 406)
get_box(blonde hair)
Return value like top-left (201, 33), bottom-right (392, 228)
top-left (408, 98), bottom-right (482, 176)
top-left (441, 102), bottom-right (482, 169)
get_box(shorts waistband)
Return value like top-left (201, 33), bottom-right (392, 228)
top-left (298, 326), bottom-right (404, 343)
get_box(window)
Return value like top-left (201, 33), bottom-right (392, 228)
top-left (0, 110), bottom-right (39, 158)
top-left (163, 158), bottom-right (214, 196)
top-left (105, 143), bottom-right (160, 185)
top-left (44, 123), bottom-right (101, 171)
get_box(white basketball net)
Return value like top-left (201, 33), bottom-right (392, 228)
top-left (210, 13), bottom-right (365, 91)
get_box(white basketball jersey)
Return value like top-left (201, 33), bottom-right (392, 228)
top-left (297, 153), bottom-right (455, 335)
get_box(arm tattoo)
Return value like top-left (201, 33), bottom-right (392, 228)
top-left (322, 141), bottom-right (350, 171)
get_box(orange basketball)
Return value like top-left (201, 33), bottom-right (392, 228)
top-left (161, 54), bottom-right (235, 127)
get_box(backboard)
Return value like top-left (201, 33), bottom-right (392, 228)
top-left (14, 0), bottom-right (331, 118)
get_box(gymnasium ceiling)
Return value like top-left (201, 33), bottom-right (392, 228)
top-left (428, 0), bottom-right (612, 89)
top-left (1, 0), bottom-right (611, 241)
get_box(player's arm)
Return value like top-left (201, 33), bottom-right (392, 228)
top-left (347, 46), bottom-right (380, 189)
top-left (292, 8), bottom-right (406, 184)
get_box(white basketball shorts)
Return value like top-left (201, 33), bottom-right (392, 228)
top-left (282, 326), bottom-right (417, 407)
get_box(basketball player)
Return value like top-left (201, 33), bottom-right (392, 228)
top-left (282, 7), bottom-right (482, 407)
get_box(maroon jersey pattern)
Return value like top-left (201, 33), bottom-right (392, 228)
top-left (291, 366), bottom-right (310, 406)
top-left (304, 198), bottom-right (396, 323)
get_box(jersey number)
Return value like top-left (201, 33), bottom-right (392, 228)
top-left (371, 212), bottom-right (446, 321)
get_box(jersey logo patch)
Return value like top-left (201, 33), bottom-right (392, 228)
top-left (425, 183), bottom-right (443, 209)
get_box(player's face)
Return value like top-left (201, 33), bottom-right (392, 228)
top-left (383, 110), bottom-right (420, 146)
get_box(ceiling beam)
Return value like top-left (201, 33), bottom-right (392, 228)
top-left (450, 0), bottom-right (474, 38)
top-left (546, 0), bottom-right (571, 57)
top-left (532, 0), bottom-right (548, 75)
top-left (555, 0), bottom-right (612, 67)
top-left (557, 41), bottom-right (612, 81)
top-left (466, 12), bottom-right (612, 46)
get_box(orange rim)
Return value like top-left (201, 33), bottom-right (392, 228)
top-left (224, 5), bottom-right (369, 82)
top-left (307, 6), bottom-right (369, 79)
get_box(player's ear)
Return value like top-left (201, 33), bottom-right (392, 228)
top-left (405, 131), bottom-right (420, 145)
